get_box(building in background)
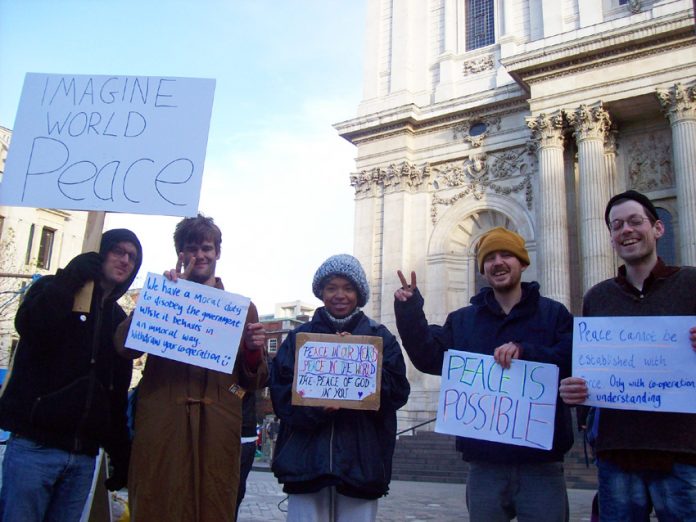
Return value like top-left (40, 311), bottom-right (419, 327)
top-left (335, 0), bottom-right (695, 426)
top-left (257, 300), bottom-right (316, 417)
top-left (0, 126), bottom-right (89, 368)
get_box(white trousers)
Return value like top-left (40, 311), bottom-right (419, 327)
top-left (286, 487), bottom-right (378, 522)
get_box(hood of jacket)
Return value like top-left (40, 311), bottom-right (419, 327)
top-left (99, 228), bottom-right (143, 300)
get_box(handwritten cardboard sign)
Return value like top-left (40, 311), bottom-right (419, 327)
top-left (292, 333), bottom-right (383, 411)
top-left (127, 273), bottom-right (249, 373)
top-left (0, 73), bottom-right (215, 216)
top-left (572, 316), bottom-right (696, 413)
top-left (436, 350), bottom-right (559, 450)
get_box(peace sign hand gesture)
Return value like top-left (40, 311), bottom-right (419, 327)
top-left (164, 252), bottom-right (195, 282)
top-left (394, 270), bottom-right (417, 302)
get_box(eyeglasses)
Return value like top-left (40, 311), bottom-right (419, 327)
top-left (110, 245), bottom-right (138, 264)
top-left (609, 215), bottom-right (652, 232)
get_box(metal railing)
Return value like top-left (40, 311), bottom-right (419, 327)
top-left (396, 417), bottom-right (436, 437)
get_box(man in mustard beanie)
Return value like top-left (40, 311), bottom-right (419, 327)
top-left (394, 226), bottom-right (573, 522)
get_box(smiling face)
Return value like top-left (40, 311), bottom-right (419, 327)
top-left (102, 241), bottom-right (138, 290)
top-left (482, 250), bottom-right (526, 293)
top-left (182, 239), bottom-right (219, 285)
top-left (609, 200), bottom-right (664, 266)
top-left (321, 276), bottom-right (358, 318)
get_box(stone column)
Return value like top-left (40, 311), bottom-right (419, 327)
top-left (526, 112), bottom-right (571, 308)
top-left (566, 103), bottom-right (614, 292)
top-left (604, 128), bottom-right (620, 272)
top-left (604, 127), bottom-right (620, 196)
top-left (657, 82), bottom-right (696, 266)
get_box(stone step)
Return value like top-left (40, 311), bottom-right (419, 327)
top-left (391, 427), bottom-right (599, 489)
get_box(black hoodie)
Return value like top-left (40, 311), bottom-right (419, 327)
top-left (0, 228), bottom-right (143, 464)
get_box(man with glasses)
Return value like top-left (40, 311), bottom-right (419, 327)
top-left (561, 190), bottom-right (696, 521)
top-left (0, 228), bottom-right (142, 521)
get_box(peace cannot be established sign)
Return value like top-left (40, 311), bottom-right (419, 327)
top-left (0, 73), bottom-right (215, 216)
top-left (127, 273), bottom-right (249, 373)
top-left (292, 333), bottom-right (383, 411)
top-left (436, 350), bottom-right (559, 450)
top-left (573, 316), bottom-right (696, 413)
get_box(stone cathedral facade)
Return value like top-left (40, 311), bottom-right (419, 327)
top-left (335, 0), bottom-right (696, 426)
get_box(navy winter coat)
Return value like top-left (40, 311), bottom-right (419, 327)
top-left (270, 308), bottom-right (410, 499)
top-left (394, 282), bottom-right (574, 464)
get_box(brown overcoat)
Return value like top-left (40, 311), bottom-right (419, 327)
top-left (127, 288), bottom-right (267, 522)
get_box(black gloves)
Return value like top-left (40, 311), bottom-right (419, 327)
top-left (58, 252), bottom-right (103, 292)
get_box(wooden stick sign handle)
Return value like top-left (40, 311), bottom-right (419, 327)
top-left (73, 280), bottom-right (94, 313)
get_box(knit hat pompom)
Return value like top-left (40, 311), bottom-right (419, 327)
top-left (312, 254), bottom-right (369, 307)
top-left (476, 227), bottom-right (530, 274)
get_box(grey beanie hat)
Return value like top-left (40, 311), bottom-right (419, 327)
top-left (312, 254), bottom-right (370, 307)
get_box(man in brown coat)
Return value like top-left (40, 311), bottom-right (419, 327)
top-left (121, 215), bottom-right (268, 522)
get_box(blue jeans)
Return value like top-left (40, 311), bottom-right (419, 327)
top-left (0, 435), bottom-right (96, 522)
top-left (466, 461), bottom-right (568, 522)
top-left (597, 458), bottom-right (696, 522)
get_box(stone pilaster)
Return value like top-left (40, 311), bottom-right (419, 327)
top-left (566, 103), bottom-right (614, 292)
top-left (526, 111), bottom-right (570, 308)
top-left (657, 82), bottom-right (696, 266)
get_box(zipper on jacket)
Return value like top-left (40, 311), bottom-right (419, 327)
top-left (73, 299), bottom-right (105, 451)
top-left (329, 418), bottom-right (335, 472)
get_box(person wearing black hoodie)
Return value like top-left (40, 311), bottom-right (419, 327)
top-left (0, 228), bottom-right (142, 522)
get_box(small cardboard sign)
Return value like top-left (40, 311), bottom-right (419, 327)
top-left (292, 333), bottom-right (383, 411)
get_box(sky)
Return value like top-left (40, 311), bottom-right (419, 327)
top-left (0, 0), bottom-right (366, 315)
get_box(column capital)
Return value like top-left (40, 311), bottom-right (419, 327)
top-left (526, 111), bottom-right (564, 150)
top-left (604, 125), bottom-right (619, 155)
top-left (566, 103), bottom-right (611, 142)
top-left (656, 82), bottom-right (696, 125)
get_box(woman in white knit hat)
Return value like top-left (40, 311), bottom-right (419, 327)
top-left (269, 254), bottom-right (410, 522)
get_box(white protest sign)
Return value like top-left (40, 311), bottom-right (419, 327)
top-left (0, 73), bottom-right (215, 216)
top-left (436, 350), bottom-right (559, 450)
top-left (292, 333), bottom-right (383, 411)
top-left (573, 316), bottom-right (696, 413)
top-left (127, 273), bottom-right (249, 373)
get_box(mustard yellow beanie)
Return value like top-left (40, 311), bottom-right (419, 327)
top-left (476, 227), bottom-right (530, 274)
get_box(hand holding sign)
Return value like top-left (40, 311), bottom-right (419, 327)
top-left (395, 270), bottom-right (417, 302)
top-left (244, 323), bottom-right (266, 351)
top-left (493, 342), bottom-right (522, 369)
top-left (559, 377), bottom-right (589, 405)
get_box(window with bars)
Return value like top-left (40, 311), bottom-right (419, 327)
top-left (268, 338), bottom-right (278, 354)
top-left (466, 0), bottom-right (495, 51)
top-left (37, 227), bottom-right (55, 270)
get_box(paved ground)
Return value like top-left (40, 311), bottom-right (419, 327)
top-left (238, 468), bottom-right (599, 522)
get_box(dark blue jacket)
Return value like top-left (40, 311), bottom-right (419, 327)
top-left (270, 308), bottom-right (410, 499)
top-left (394, 282), bottom-right (573, 464)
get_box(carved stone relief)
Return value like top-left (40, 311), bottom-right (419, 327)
top-left (349, 161), bottom-right (431, 197)
top-left (624, 132), bottom-right (673, 191)
top-left (462, 54), bottom-right (494, 76)
top-left (430, 147), bottom-right (535, 223)
top-left (452, 115), bottom-right (502, 147)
